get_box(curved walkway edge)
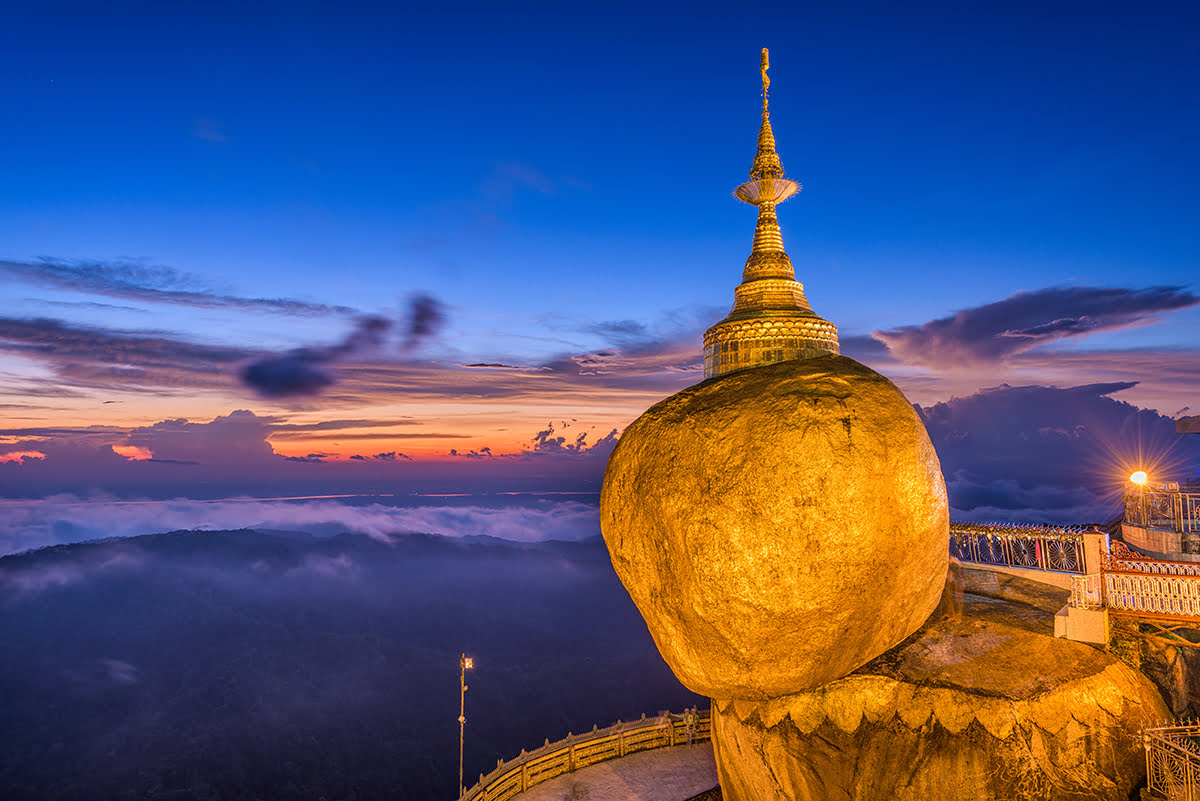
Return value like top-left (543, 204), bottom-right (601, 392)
top-left (514, 743), bottom-right (718, 801)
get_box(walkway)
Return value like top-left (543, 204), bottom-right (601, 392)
top-left (513, 743), bottom-right (717, 801)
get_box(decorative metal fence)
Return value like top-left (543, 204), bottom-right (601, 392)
top-left (1103, 572), bottom-right (1200, 621)
top-left (1070, 573), bottom-right (1104, 609)
top-left (1095, 542), bottom-right (1200, 622)
top-left (1145, 722), bottom-right (1200, 801)
top-left (459, 709), bottom-right (711, 801)
top-left (1106, 541), bottom-right (1200, 577)
top-left (949, 523), bottom-right (1089, 575)
top-left (1126, 491), bottom-right (1200, 534)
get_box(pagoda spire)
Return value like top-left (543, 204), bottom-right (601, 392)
top-left (702, 49), bottom-right (839, 380)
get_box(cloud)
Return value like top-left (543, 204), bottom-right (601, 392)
top-left (1, 302), bottom-right (710, 418)
top-left (240, 295), bottom-right (445, 398)
top-left (239, 315), bottom-right (391, 398)
top-left (126, 410), bottom-right (277, 464)
top-left (0, 260), bottom-right (355, 315)
top-left (0, 546), bottom-right (144, 595)
top-left (239, 352), bottom-right (337, 398)
top-left (918, 382), bottom-right (1200, 523)
top-left (404, 293), bottom-right (445, 347)
top-left (0, 408), bottom-right (623, 505)
top-left (0, 316), bottom-right (252, 396)
top-left (0, 497), bottom-right (603, 555)
top-left (266, 418), bottom-right (419, 434)
top-left (874, 285), bottom-right (1198, 368)
top-left (527, 422), bottom-right (618, 458)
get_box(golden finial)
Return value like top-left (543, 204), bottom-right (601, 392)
top-left (705, 48), bottom-right (838, 379)
top-left (741, 47), bottom-right (792, 189)
top-left (760, 48), bottom-right (770, 118)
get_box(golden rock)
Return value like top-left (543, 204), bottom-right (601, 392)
top-left (708, 592), bottom-right (1170, 801)
top-left (600, 356), bottom-right (948, 700)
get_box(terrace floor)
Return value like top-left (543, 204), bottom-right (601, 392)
top-left (515, 742), bottom-right (718, 801)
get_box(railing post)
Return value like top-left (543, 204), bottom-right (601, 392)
top-left (618, 729), bottom-right (625, 757)
top-left (520, 763), bottom-right (528, 792)
top-left (569, 743), bottom-right (576, 772)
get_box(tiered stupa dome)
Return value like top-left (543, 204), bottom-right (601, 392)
top-left (702, 49), bottom-right (838, 379)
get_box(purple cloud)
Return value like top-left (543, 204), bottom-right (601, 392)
top-left (240, 315), bottom-right (391, 398)
top-left (0, 259), bottom-right (354, 315)
top-left (875, 285), bottom-right (1198, 368)
top-left (240, 295), bottom-right (444, 399)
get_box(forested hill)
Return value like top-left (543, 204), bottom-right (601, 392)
top-left (0, 529), bottom-right (700, 801)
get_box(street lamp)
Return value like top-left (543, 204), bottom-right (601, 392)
top-left (458, 654), bottom-right (474, 798)
top-left (1130, 471), bottom-right (1148, 527)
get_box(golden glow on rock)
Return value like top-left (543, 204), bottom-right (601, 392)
top-left (1130, 470), bottom-right (1148, 485)
top-left (704, 49), bottom-right (838, 379)
top-left (600, 357), bottom-right (949, 700)
top-left (708, 614), bottom-right (1169, 801)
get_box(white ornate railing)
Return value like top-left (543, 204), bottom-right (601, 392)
top-left (1104, 573), bottom-right (1200, 621)
top-left (459, 709), bottom-right (711, 801)
top-left (1145, 722), bottom-right (1200, 800)
top-left (949, 522), bottom-right (1089, 574)
top-left (1106, 541), bottom-right (1200, 577)
top-left (1060, 541), bottom-right (1200, 624)
top-left (1070, 573), bottom-right (1104, 609)
top-left (1092, 542), bottom-right (1200, 621)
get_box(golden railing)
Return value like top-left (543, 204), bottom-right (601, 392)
top-left (1145, 722), bottom-right (1200, 800)
top-left (949, 522), bottom-right (1089, 574)
top-left (459, 709), bottom-right (712, 801)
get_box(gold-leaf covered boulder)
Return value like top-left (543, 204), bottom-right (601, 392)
top-left (709, 584), bottom-right (1169, 801)
top-left (600, 355), bottom-right (948, 700)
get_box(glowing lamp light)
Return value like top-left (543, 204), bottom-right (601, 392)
top-left (462, 656), bottom-right (474, 670)
top-left (1130, 471), bottom-right (1148, 485)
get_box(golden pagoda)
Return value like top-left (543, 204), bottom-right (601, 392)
top-left (702, 49), bottom-right (839, 379)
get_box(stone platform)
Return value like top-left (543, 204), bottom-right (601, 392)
top-left (514, 743), bottom-right (718, 801)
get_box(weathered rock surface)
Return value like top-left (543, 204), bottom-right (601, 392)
top-left (710, 591), bottom-right (1169, 801)
top-left (601, 356), bottom-right (948, 699)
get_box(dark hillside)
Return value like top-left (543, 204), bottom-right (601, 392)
top-left (0, 530), bottom-right (699, 801)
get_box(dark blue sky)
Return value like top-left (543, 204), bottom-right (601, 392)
top-left (4, 2), bottom-right (1196, 338)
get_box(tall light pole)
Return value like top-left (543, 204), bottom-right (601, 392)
top-left (458, 653), bottom-right (474, 798)
top-left (1131, 471), bottom-right (1148, 526)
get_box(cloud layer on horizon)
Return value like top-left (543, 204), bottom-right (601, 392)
top-left (1, 380), bottom-right (1198, 553)
top-left (0, 497), bottom-right (602, 557)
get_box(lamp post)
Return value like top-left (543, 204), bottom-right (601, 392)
top-left (458, 653), bottom-right (474, 798)
top-left (1130, 471), bottom-right (1148, 527)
